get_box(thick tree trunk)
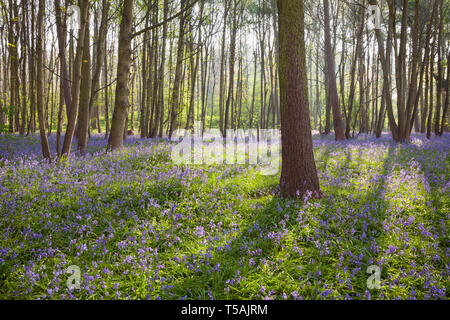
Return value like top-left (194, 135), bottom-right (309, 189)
top-left (277, 0), bottom-right (321, 198)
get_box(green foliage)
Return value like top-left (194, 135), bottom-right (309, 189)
top-left (0, 135), bottom-right (447, 299)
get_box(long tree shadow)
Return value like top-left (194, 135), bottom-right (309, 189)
top-left (388, 141), bottom-right (449, 262)
top-left (169, 196), bottom-right (297, 299)
top-left (168, 145), bottom-right (398, 300)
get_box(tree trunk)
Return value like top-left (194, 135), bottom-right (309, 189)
top-left (36, 0), bottom-right (51, 159)
top-left (19, 0), bottom-right (28, 136)
top-left (439, 52), bottom-right (449, 134)
top-left (168, 0), bottom-right (187, 139)
top-left (218, 1), bottom-right (229, 135)
top-left (104, 39), bottom-right (110, 139)
top-left (77, 10), bottom-right (91, 155)
top-left (323, 0), bottom-right (345, 140)
top-left (107, 0), bottom-right (134, 151)
top-left (158, 0), bottom-right (169, 138)
top-left (61, 0), bottom-right (89, 156)
top-left (54, 0), bottom-right (72, 121)
top-left (374, 2), bottom-right (399, 141)
top-left (7, 0), bottom-right (19, 133)
top-left (88, 0), bottom-right (109, 134)
top-left (277, 0), bottom-right (321, 198)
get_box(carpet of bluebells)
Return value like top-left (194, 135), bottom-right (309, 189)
top-left (0, 132), bottom-right (448, 300)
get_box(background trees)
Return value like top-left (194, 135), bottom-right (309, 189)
top-left (0, 0), bottom-right (448, 151)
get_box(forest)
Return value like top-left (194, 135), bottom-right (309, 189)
top-left (0, 0), bottom-right (448, 301)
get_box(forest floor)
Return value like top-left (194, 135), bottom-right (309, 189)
top-left (0, 132), bottom-right (448, 299)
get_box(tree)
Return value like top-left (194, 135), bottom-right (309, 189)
top-left (54, 0), bottom-right (72, 122)
top-left (61, 0), bottom-right (90, 156)
top-left (36, 0), bottom-right (51, 159)
top-left (7, 0), bottom-right (19, 133)
top-left (77, 9), bottom-right (91, 155)
top-left (323, 0), bottom-right (345, 140)
top-left (277, 0), bottom-right (321, 198)
top-left (168, 0), bottom-right (188, 139)
top-left (89, 0), bottom-right (110, 135)
top-left (107, 0), bottom-right (134, 151)
top-left (224, 0), bottom-right (240, 136)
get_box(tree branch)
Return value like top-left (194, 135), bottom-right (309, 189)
top-left (131, 0), bottom-right (198, 38)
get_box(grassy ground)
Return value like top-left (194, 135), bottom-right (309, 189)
top-left (0, 132), bottom-right (448, 299)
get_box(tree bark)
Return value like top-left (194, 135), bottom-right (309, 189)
top-left (54, 0), bottom-right (72, 121)
top-left (168, 0), bottom-right (187, 139)
top-left (277, 0), bottom-right (321, 198)
top-left (36, 0), bottom-right (51, 159)
top-left (107, 0), bottom-right (134, 151)
top-left (88, 0), bottom-right (109, 134)
top-left (323, 0), bottom-right (345, 140)
top-left (77, 10), bottom-right (91, 155)
top-left (61, 0), bottom-right (89, 156)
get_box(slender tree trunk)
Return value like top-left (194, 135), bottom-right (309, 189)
top-left (158, 0), bottom-right (169, 138)
top-left (218, 2), bottom-right (229, 135)
top-left (249, 51), bottom-right (257, 130)
top-left (27, 0), bottom-right (36, 135)
top-left (19, 0), bottom-right (28, 136)
top-left (104, 39), bottom-right (110, 139)
top-left (107, 0), bottom-right (134, 151)
top-left (323, 0), bottom-right (345, 140)
top-left (434, 2), bottom-right (443, 135)
top-left (89, 0), bottom-right (109, 133)
top-left (440, 52), bottom-right (449, 134)
top-left (77, 11), bottom-right (91, 155)
top-left (374, 3), bottom-right (399, 141)
top-left (168, 0), bottom-right (187, 139)
top-left (148, 5), bottom-right (159, 138)
top-left (61, 0), bottom-right (89, 156)
top-left (36, 0), bottom-right (51, 159)
top-left (358, 43), bottom-right (367, 134)
top-left (54, 0), bottom-right (72, 121)
top-left (224, 0), bottom-right (238, 136)
top-left (421, 56), bottom-right (429, 133)
top-left (56, 67), bottom-right (64, 155)
top-left (427, 36), bottom-right (436, 139)
top-left (7, 0), bottom-right (19, 133)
